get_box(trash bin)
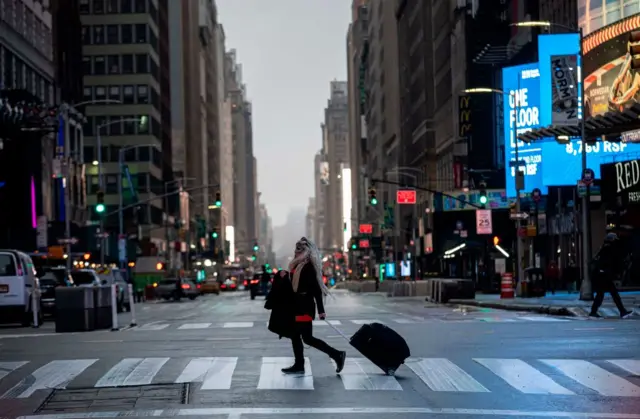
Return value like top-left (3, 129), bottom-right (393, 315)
top-left (55, 287), bottom-right (95, 333)
top-left (93, 286), bottom-right (113, 330)
top-left (524, 267), bottom-right (546, 297)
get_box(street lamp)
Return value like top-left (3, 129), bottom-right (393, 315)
top-left (95, 117), bottom-right (140, 265)
top-left (510, 21), bottom-right (592, 300)
top-left (59, 99), bottom-right (120, 275)
top-left (117, 140), bottom-right (156, 270)
top-left (463, 87), bottom-right (526, 285)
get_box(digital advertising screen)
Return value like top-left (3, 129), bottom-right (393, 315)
top-left (502, 63), bottom-right (546, 197)
top-left (538, 33), bottom-right (582, 127)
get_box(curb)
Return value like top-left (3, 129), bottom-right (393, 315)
top-left (447, 299), bottom-right (582, 317)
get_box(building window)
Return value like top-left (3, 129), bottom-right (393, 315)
top-left (120, 0), bottom-right (132, 13)
top-left (82, 56), bottom-right (91, 75)
top-left (109, 85), bottom-right (121, 101)
top-left (121, 24), bottom-right (132, 43)
top-left (106, 25), bottom-right (118, 43)
top-left (80, 0), bottom-right (90, 14)
top-left (107, 55), bottom-right (119, 74)
top-left (82, 26), bottom-right (91, 44)
top-left (84, 146), bottom-right (95, 163)
top-left (106, 0), bottom-right (118, 13)
top-left (138, 146), bottom-right (150, 161)
top-left (93, 56), bottom-right (106, 75)
top-left (83, 87), bottom-right (93, 101)
top-left (93, 0), bottom-right (105, 14)
top-left (92, 26), bottom-right (104, 44)
top-left (109, 117), bottom-right (122, 135)
top-left (123, 118), bottom-right (136, 134)
top-left (123, 85), bottom-right (134, 104)
top-left (137, 85), bottom-right (148, 103)
top-left (135, 54), bottom-right (148, 73)
top-left (122, 54), bottom-right (133, 73)
top-left (95, 86), bottom-right (106, 100)
top-left (134, 0), bottom-right (146, 13)
top-left (135, 24), bottom-right (147, 43)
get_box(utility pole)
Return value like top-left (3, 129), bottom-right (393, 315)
top-left (61, 105), bottom-right (72, 276)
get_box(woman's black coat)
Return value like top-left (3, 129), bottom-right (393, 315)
top-left (264, 271), bottom-right (295, 339)
top-left (293, 263), bottom-right (325, 320)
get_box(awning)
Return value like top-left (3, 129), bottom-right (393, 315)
top-left (517, 103), bottom-right (640, 142)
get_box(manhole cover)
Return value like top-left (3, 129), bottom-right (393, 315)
top-left (35, 383), bottom-right (189, 413)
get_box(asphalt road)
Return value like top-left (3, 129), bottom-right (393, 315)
top-left (0, 289), bottom-right (639, 419)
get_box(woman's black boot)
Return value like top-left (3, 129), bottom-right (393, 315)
top-left (282, 362), bottom-right (305, 374)
top-left (333, 351), bottom-right (346, 374)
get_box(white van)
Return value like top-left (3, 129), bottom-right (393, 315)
top-left (0, 250), bottom-right (42, 326)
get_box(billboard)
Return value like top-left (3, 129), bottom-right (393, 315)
top-left (502, 63), bottom-right (546, 197)
top-left (550, 55), bottom-right (580, 126)
top-left (502, 60), bottom-right (640, 196)
top-left (582, 15), bottom-right (640, 118)
top-left (538, 33), bottom-right (582, 127)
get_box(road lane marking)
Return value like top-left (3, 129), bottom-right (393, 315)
top-left (205, 337), bottom-right (251, 341)
top-left (0, 361), bottom-right (28, 381)
top-left (1, 359), bottom-right (97, 399)
top-left (135, 323), bottom-right (169, 331)
top-left (19, 406), bottom-right (640, 417)
top-left (572, 327), bottom-right (615, 331)
top-left (336, 358), bottom-right (402, 390)
top-left (350, 319), bottom-right (382, 325)
top-left (95, 358), bottom-right (169, 387)
top-left (474, 358), bottom-right (574, 395)
top-left (607, 359), bottom-right (640, 376)
top-left (542, 359), bottom-right (640, 397)
top-left (393, 318), bottom-right (417, 324)
top-left (405, 358), bottom-right (489, 392)
top-left (257, 357), bottom-right (313, 390)
top-left (178, 323), bottom-right (212, 330)
top-left (223, 322), bottom-right (254, 328)
top-left (312, 320), bottom-right (341, 326)
top-left (175, 357), bottom-right (238, 390)
top-left (518, 316), bottom-right (569, 322)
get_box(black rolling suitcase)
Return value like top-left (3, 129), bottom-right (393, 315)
top-left (326, 321), bottom-right (410, 376)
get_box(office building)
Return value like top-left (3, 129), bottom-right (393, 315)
top-left (579, 0), bottom-right (639, 35)
top-left (313, 152), bottom-right (327, 249)
top-left (306, 197), bottom-right (316, 243)
top-left (80, 0), bottom-right (171, 254)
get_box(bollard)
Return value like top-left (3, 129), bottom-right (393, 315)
top-left (111, 284), bottom-right (119, 331)
top-left (127, 283), bottom-right (137, 327)
top-left (31, 289), bottom-right (39, 328)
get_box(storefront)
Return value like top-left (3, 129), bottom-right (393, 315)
top-left (600, 159), bottom-right (640, 287)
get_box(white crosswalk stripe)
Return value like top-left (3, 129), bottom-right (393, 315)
top-left (178, 323), bottom-right (212, 330)
top-left (3, 357), bottom-right (638, 398)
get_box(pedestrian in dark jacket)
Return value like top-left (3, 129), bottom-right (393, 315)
top-left (265, 270), bottom-right (295, 339)
top-left (280, 237), bottom-right (346, 375)
top-left (590, 233), bottom-right (633, 319)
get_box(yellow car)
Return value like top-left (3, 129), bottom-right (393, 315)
top-left (200, 279), bottom-right (220, 295)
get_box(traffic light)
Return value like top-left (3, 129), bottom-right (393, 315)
top-left (251, 255), bottom-right (257, 261)
top-left (215, 191), bottom-right (221, 207)
top-left (368, 187), bottom-right (378, 205)
top-left (96, 190), bottom-right (105, 213)
top-left (351, 243), bottom-right (357, 250)
top-left (211, 230), bottom-right (218, 239)
top-left (478, 182), bottom-right (487, 206)
top-left (265, 263), bottom-right (270, 269)
top-left (253, 243), bottom-right (259, 252)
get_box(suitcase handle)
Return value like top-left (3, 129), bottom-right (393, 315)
top-left (324, 320), bottom-right (350, 341)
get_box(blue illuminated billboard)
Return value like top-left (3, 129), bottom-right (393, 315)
top-left (502, 63), bottom-right (546, 197)
top-left (503, 59), bottom-right (640, 197)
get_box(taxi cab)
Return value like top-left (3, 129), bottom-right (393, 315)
top-left (200, 279), bottom-right (220, 295)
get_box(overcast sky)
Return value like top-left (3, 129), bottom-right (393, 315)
top-left (217, 0), bottom-right (351, 226)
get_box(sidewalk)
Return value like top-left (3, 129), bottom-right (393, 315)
top-left (448, 291), bottom-right (640, 317)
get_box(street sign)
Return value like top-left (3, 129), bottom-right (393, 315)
top-left (36, 216), bottom-right (47, 249)
top-left (57, 237), bottom-right (78, 245)
top-left (396, 189), bottom-right (416, 204)
top-left (510, 212), bottom-right (529, 220)
top-left (475, 209), bottom-right (493, 235)
top-left (359, 224), bottom-right (373, 234)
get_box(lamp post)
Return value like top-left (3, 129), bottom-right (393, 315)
top-left (96, 117), bottom-right (139, 265)
top-left (59, 99), bottom-right (120, 276)
top-left (117, 139), bottom-right (154, 270)
top-left (511, 21), bottom-right (592, 299)
top-left (386, 167), bottom-right (420, 280)
top-left (463, 88), bottom-right (525, 284)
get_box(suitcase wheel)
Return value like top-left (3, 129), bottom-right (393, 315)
top-left (386, 368), bottom-right (396, 376)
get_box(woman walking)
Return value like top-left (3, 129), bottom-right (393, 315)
top-left (281, 237), bottom-right (346, 374)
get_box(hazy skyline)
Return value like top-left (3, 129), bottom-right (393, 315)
top-left (217, 0), bottom-right (351, 226)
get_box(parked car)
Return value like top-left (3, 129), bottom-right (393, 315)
top-left (39, 267), bottom-right (74, 316)
top-left (0, 249), bottom-right (42, 326)
top-left (200, 279), bottom-right (220, 295)
top-left (249, 272), bottom-right (272, 300)
top-left (156, 278), bottom-right (200, 301)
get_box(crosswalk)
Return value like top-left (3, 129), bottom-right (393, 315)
top-left (132, 316), bottom-right (573, 331)
top-left (1, 357), bottom-right (638, 398)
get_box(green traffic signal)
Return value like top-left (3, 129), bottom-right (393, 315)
top-left (215, 200), bottom-right (221, 206)
top-left (212, 231), bottom-right (218, 238)
top-left (265, 263), bottom-right (270, 268)
top-left (96, 203), bottom-right (105, 213)
top-left (479, 195), bottom-right (487, 205)
top-left (253, 245), bottom-right (259, 251)
top-left (370, 197), bottom-right (378, 205)
top-left (351, 243), bottom-right (356, 250)
top-left (251, 255), bottom-right (256, 261)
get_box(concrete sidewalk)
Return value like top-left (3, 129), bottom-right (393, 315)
top-left (448, 291), bottom-right (640, 318)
